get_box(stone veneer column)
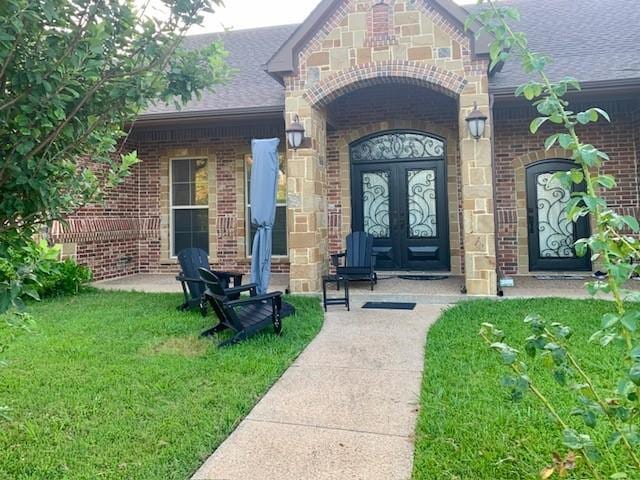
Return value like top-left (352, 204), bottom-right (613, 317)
top-left (286, 97), bottom-right (328, 293)
top-left (458, 83), bottom-right (497, 296)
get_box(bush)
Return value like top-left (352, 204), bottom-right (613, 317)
top-left (38, 259), bottom-right (93, 297)
top-left (0, 237), bottom-right (92, 308)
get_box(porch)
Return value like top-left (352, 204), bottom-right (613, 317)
top-left (92, 273), bottom-right (614, 303)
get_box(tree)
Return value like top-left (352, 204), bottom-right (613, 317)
top-left (468, 1), bottom-right (640, 477)
top-left (0, 0), bottom-right (229, 239)
top-left (1, 0), bottom-right (229, 421)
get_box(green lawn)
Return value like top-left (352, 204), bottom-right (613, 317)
top-left (413, 298), bottom-right (628, 480)
top-left (0, 291), bottom-right (323, 480)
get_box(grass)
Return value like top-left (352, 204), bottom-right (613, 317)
top-left (0, 290), bottom-right (323, 480)
top-left (413, 298), bottom-right (630, 480)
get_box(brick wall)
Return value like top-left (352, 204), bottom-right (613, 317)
top-left (52, 149), bottom-right (143, 280)
top-left (493, 97), bottom-right (640, 275)
top-left (61, 120), bottom-right (288, 280)
top-left (133, 120), bottom-right (289, 277)
top-left (324, 83), bottom-right (465, 273)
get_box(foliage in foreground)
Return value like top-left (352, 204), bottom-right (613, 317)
top-left (413, 299), bottom-right (633, 480)
top-left (466, 2), bottom-right (640, 478)
top-left (0, 292), bottom-right (323, 479)
top-left (0, 0), bottom-right (230, 240)
top-left (0, 237), bottom-right (92, 310)
top-left (0, 0), bottom-right (230, 318)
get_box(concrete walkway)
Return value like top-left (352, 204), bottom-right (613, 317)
top-left (192, 304), bottom-right (446, 480)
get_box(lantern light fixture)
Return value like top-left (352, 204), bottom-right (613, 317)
top-left (286, 114), bottom-right (305, 150)
top-left (465, 101), bottom-right (488, 140)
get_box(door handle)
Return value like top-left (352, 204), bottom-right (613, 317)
top-left (527, 208), bottom-right (535, 235)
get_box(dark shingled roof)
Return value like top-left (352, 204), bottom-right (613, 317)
top-left (140, 0), bottom-right (640, 119)
top-left (483, 0), bottom-right (640, 92)
top-left (141, 24), bottom-right (297, 118)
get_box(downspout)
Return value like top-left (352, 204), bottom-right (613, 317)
top-left (489, 93), bottom-right (504, 296)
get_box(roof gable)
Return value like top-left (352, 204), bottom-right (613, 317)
top-left (266, 0), bottom-right (491, 76)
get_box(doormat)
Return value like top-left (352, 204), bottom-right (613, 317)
top-left (398, 275), bottom-right (449, 281)
top-left (534, 275), bottom-right (586, 280)
top-left (362, 302), bottom-right (416, 310)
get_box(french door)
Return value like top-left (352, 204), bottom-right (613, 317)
top-left (526, 160), bottom-right (591, 271)
top-left (351, 159), bottom-right (450, 271)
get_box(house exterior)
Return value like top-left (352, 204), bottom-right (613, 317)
top-left (53, 0), bottom-right (640, 295)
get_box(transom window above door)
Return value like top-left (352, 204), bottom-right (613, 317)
top-left (350, 131), bottom-right (445, 163)
top-left (170, 158), bottom-right (209, 256)
top-left (245, 154), bottom-right (288, 256)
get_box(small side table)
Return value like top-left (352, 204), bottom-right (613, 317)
top-left (322, 274), bottom-right (350, 312)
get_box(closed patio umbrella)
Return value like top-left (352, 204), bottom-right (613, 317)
top-left (249, 138), bottom-right (280, 295)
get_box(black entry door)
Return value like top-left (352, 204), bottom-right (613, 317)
top-left (526, 160), bottom-right (591, 271)
top-left (351, 159), bottom-right (450, 271)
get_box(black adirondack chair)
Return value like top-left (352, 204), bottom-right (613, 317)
top-left (198, 268), bottom-right (283, 347)
top-left (176, 248), bottom-right (243, 314)
top-left (331, 231), bottom-right (378, 291)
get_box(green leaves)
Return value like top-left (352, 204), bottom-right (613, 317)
top-left (628, 364), bottom-right (640, 386)
top-left (530, 116), bottom-right (549, 134)
top-left (562, 429), bottom-right (594, 450)
top-left (472, 3), bottom-right (640, 476)
top-left (0, 0), bottom-right (229, 244)
top-left (491, 342), bottom-right (519, 365)
top-left (516, 81), bottom-right (544, 100)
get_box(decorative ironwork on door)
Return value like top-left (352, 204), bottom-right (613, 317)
top-left (350, 130), bottom-right (450, 271)
top-left (407, 169), bottom-right (437, 238)
top-left (526, 159), bottom-right (591, 272)
top-left (351, 132), bottom-right (445, 163)
top-left (536, 172), bottom-right (574, 258)
top-left (362, 171), bottom-right (390, 238)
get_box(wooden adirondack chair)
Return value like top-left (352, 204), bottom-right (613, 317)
top-left (331, 231), bottom-right (378, 291)
top-left (198, 268), bottom-right (284, 347)
top-left (176, 248), bottom-right (243, 314)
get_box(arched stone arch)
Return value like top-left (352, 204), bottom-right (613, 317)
top-left (327, 118), bottom-right (464, 274)
top-left (512, 148), bottom-right (573, 274)
top-left (303, 61), bottom-right (467, 108)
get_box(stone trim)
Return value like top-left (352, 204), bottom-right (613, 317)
top-left (304, 60), bottom-right (467, 107)
top-left (159, 147), bottom-right (218, 262)
top-left (329, 119), bottom-right (463, 274)
top-left (512, 147), bottom-right (573, 274)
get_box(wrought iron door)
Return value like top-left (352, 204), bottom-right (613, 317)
top-left (526, 160), bottom-right (591, 271)
top-left (350, 131), bottom-right (450, 271)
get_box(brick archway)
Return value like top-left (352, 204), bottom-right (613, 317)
top-left (303, 61), bottom-right (467, 108)
top-left (327, 118), bottom-right (464, 274)
top-left (512, 147), bottom-right (577, 274)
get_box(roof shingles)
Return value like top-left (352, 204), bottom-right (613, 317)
top-left (141, 0), bottom-right (640, 118)
top-left (142, 24), bottom-right (297, 117)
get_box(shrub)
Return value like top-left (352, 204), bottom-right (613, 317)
top-left (0, 236), bottom-right (92, 311)
top-left (37, 259), bottom-right (93, 297)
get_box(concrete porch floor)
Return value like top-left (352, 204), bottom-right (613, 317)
top-left (91, 272), bottom-right (636, 302)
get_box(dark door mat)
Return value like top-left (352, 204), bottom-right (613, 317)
top-left (398, 275), bottom-right (449, 281)
top-left (362, 302), bottom-right (416, 310)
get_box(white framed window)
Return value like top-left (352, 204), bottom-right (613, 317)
top-left (245, 154), bottom-right (288, 257)
top-left (170, 158), bottom-right (209, 256)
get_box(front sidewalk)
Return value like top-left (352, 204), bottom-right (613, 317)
top-left (192, 304), bottom-right (446, 480)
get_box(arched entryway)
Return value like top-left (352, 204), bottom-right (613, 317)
top-left (349, 130), bottom-right (450, 271)
top-left (525, 159), bottom-right (591, 271)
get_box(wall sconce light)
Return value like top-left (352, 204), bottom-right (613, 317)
top-left (465, 102), bottom-right (488, 140)
top-left (286, 114), bottom-right (306, 150)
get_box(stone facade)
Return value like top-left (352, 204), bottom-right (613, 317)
top-left (57, 1), bottom-right (640, 297)
top-left (282, 0), bottom-right (496, 295)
